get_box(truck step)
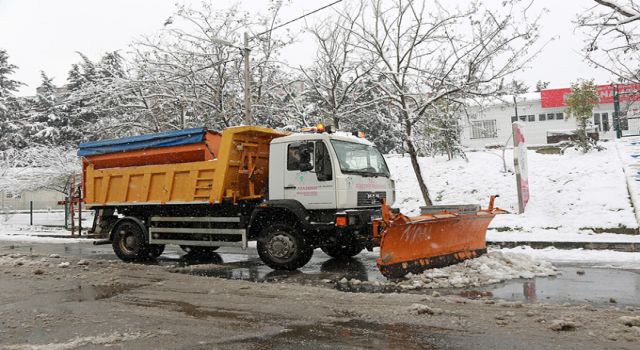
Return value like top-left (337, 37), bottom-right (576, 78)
top-left (148, 216), bottom-right (247, 249)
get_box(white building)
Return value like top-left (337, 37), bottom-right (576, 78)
top-left (0, 190), bottom-right (65, 211)
top-left (460, 84), bottom-right (640, 148)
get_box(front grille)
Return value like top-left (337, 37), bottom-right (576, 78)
top-left (357, 191), bottom-right (386, 206)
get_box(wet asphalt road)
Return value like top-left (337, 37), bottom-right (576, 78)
top-left (2, 240), bottom-right (639, 307)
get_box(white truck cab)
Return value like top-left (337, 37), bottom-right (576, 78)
top-left (268, 131), bottom-right (395, 210)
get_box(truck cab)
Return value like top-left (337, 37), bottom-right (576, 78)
top-left (268, 132), bottom-right (395, 209)
top-left (247, 129), bottom-right (395, 270)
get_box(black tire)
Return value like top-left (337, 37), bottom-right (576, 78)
top-left (180, 245), bottom-right (219, 257)
top-left (257, 223), bottom-right (313, 270)
top-left (112, 221), bottom-right (149, 261)
top-left (147, 244), bottom-right (165, 259)
top-left (321, 243), bottom-right (363, 259)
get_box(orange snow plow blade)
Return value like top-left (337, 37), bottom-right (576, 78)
top-left (374, 196), bottom-right (505, 278)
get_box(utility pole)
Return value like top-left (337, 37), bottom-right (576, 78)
top-left (613, 85), bottom-right (622, 139)
top-left (243, 32), bottom-right (252, 125)
top-left (207, 1), bottom-right (343, 126)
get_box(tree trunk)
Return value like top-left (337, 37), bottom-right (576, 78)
top-left (406, 137), bottom-right (433, 206)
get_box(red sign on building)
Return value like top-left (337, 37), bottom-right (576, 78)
top-left (540, 83), bottom-right (640, 108)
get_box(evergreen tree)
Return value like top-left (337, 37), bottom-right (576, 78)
top-left (423, 102), bottom-right (466, 160)
top-left (535, 80), bottom-right (550, 92)
top-left (0, 49), bottom-right (23, 98)
top-left (566, 80), bottom-right (599, 153)
top-left (27, 72), bottom-right (82, 146)
top-left (0, 49), bottom-right (26, 150)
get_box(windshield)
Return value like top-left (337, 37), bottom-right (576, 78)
top-left (330, 140), bottom-right (390, 177)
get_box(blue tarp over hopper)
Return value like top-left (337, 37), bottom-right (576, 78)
top-left (78, 128), bottom-right (207, 157)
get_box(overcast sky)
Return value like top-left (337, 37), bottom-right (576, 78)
top-left (0, 0), bottom-right (611, 96)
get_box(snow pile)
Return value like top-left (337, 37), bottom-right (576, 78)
top-left (386, 143), bottom-right (638, 234)
top-left (395, 251), bottom-right (558, 290)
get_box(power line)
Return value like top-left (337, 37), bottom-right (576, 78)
top-left (255, 0), bottom-right (343, 37)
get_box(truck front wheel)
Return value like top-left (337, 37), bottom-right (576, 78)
top-left (257, 223), bottom-right (313, 270)
top-left (112, 221), bottom-right (150, 261)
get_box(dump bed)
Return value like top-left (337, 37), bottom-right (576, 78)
top-left (81, 126), bottom-right (286, 207)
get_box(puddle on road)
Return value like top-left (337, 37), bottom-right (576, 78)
top-left (483, 266), bottom-right (640, 306)
top-left (220, 319), bottom-right (444, 350)
top-left (4, 242), bottom-right (639, 307)
top-left (173, 256), bottom-right (640, 307)
top-left (66, 283), bottom-right (138, 302)
top-left (125, 298), bottom-right (251, 320)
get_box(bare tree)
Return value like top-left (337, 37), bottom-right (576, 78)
top-left (346, 0), bottom-right (543, 205)
top-left (577, 0), bottom-right (640, 82)
top-left (130, 1), bottom-right (295, 131)
top-left (301, 3), bottom-right (379, 129)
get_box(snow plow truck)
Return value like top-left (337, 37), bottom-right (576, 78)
top-left (79, 125), bottom-right (502, 278)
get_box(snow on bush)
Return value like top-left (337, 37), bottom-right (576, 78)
top-left (386, 143), bottom-right (637, 232)
top-left (395, 251), bottom-right (559, 290)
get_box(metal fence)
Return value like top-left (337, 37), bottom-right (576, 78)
top-left (0, 200), bottom-right (62, 212)
top-left (0, 201), bottom-right (92, 228)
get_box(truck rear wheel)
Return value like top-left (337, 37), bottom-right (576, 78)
top-left (257, 223), bottom-right (313, 270)
top-left (321, 243), bottom-right (363, 259)
top-left (112, 221), bottom-right (150, 261)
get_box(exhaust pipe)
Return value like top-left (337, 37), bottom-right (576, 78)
top-left (92, 239), bottom-right (111, 246)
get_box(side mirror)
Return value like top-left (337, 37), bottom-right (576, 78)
top-left (299, 143), bottom-right (313, 171)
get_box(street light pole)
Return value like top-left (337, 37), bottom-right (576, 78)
top-left (613, 84), bottom-right (622, 139)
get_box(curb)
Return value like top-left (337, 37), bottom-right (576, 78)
top-left (488, 240), bottom-right (640, 252)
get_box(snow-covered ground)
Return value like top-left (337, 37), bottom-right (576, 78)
top-left (387, 142), bottom-right (639, 243)
top-left (0, 211), bottom-right (93, 243)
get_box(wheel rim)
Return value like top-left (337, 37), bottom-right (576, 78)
top-left (267, 233), bottom-right (296, 260)
top-left (118, 229), bottom-right (138, 254)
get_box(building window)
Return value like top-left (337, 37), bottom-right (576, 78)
top-left (602, 112), bottom-right (610, 131)
top-left (539, 114), bottom-right (546, 121)
top-left (511, 115), bottom-right (517, 123)
top-left (519, 115), bottom-right (526, 122)
top-left (594, 113), bottom-right (601, 131)
top-left (470, 120), bottom-right (498, 139)
top-left (556, 112), bottom-right (564, 120)
top-left (527, 115), bottom-right (535, 122)
top-left (547, 113), bottom-right (555, 121)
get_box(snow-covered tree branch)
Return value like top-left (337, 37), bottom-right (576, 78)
top-left (577, 0), bottom-right (640, 82)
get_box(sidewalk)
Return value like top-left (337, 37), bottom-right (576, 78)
top-left (616, 135), bottom-right (640, 223)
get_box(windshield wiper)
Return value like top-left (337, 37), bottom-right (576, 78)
top-left (343, 170), bottom-right (389, 178)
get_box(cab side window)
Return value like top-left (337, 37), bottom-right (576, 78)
top-left (287, 144), bottom-right (301, 171)
top-left (315, 141), bottom-right (333, 181)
